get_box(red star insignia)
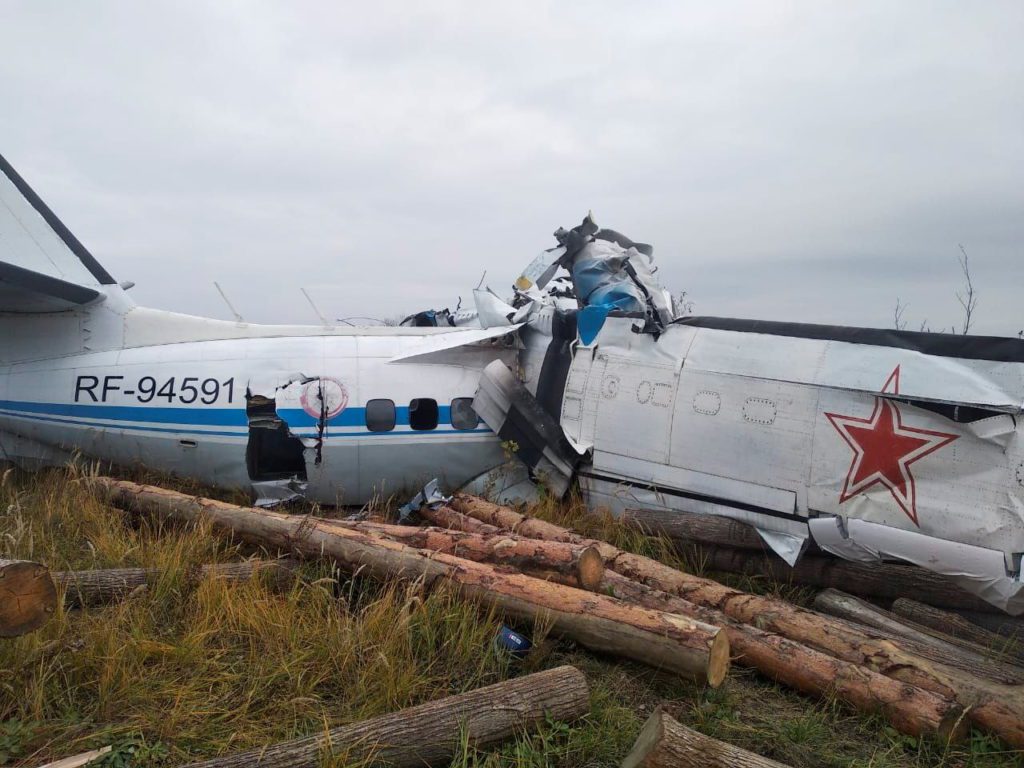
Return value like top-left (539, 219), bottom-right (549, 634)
top-left (825, 366), bottom-right (958, 526)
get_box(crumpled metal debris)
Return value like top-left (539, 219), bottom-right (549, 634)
top-left (551, 214), bottom-right (677, 343)
top-left (398, 478), bottom-right (451, 524)
top-left (251, 478), bottom-right (308, 508)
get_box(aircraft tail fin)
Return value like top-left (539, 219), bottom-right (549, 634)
top-left (0, 153), bottom-right (117, 313)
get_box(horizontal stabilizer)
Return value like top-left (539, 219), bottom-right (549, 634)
top-left (0, 260), bottom-right (102, 313)
top-left (0, 152), bottom-right (116, 314)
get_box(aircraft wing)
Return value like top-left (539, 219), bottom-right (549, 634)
top-left (387, 324), bottom-right (523, 363)
top-left (0, 152), bottom-right (114, 313)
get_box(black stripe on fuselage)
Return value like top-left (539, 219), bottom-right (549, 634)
top-left (677, 316), bottom-right (1024, 364)
top-left (579, 471), bottom-right (804, 522)
top-left (0, 152), bottom-right (117, 285)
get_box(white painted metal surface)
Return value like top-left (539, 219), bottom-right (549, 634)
top-left (2, 155), bottom-right (1022, 612)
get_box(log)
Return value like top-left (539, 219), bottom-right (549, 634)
top-left (597, 572), bottom-right (965, 741)
top-left (451, 494), bottom-right (582, 544)
top-left (323, 520), bottom-right (605, 591)
top-left (0, 558), bottom-right (57, 637)
top-left (56, 559), bottom-right (300, 608)
top-left (622, 707), bottom-right (791, 768)
top-left (95, 478), bottom-right (730, 686)
top-left (951, 609), bottom-right (1024, 640)
top-left (418, 504), bottom-right (503, 535)
top-left (892, 599), bottom-right (1024, 662)
top-left (621, 508), bottom-right (769, 551)
top-left (813, 589), bottom-right (1024, 685)
top-left (691, 545), bottom-right (998, 613)
top-left (451, 495), bottom-right (1024, 747)
top-left (181, 664), bottom-right (589, 768)
top-left (424, 501), bottom-right (965, 740)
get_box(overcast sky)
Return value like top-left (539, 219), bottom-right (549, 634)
top-left (1, 2), bottom-right (1021, 335)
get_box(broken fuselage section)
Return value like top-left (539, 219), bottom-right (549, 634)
top-left (469, 216), bottom-right (1024, 614)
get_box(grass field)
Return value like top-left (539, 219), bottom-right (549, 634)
top-left (1, 465), bottom-right (1022, 767)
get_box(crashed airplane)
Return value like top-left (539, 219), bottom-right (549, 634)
top-left (1, 153), bottom-right (1022, 614)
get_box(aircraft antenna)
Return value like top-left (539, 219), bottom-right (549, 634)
top-left (301, 287), bottom-right (331, 326)
top-left (213, 281), bottom-right (245, 323)
top-left (336, 316), bottom-right (386, 326)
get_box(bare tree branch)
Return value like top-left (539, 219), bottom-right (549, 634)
top-left (955, 244), bottom-right (978, 335)
top-left (893, 298), bottom-right (908, 331)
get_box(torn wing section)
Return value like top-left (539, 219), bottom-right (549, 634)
top-left (388, 324), bottom-right (523, 364)
top-left (473, 360), bottom-right (582, 498)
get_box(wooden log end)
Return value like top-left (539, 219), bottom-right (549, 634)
top-left (622, 706), bottom-right (792, 767)
top-left (620, 707), bottom-right (669, 768)
top-left (0, 559), bottom-right (58, 637)
top-left (706, 628), bottom-right (731, 689)
top-left (577, 546), bottom-right (605, 592)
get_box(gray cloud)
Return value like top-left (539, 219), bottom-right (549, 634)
top-left (1, 1), bottom-right (1020, 335)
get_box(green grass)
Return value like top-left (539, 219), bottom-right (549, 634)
top-left (0, 465), bottom-right (1022, 767)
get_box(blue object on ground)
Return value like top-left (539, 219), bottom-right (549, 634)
top-left (494, 625), bottom-right (532, 658)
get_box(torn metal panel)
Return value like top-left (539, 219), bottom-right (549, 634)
top-left (460, 462), bottom-right (542, 506)
top-left (251, 478), bottom-right (307, 507)
top-left (809, 383), bottom-right (1024, 556)
top-left (400, 308), bottom-right (458, 327)
top-left (807, 517), bottom-right (879, 563)
top-left (755, 529), bottom-right (810, 567)
top-left (550, 214), bottom-right (676, 341)
top-left (571, 239), bottom-right (647, 314)
top-left (244, 376), bottom-right (333, 504)
top-left (245, 397), bottom-right (308, 503)
top-left (810, 515), bottom-right (1024, 614)
top-left (397, 478), bottom-right (450, 523)
top-left (473, 360), bottom-right (581, 498)
top-left (514, 246), bottom-right (565, 292)
top-left (473, 289), bottom-right (517, 329)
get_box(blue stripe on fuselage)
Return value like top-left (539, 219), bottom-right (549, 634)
top-left (0, 400), bottom-right (485, 436)
top-left (0, 409), bottom-right (248, 437)
top-left (0, 400), bottom-right (250, 426)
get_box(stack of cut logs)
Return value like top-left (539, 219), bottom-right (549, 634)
top-left (7, 478), bottom-right (1024, 767)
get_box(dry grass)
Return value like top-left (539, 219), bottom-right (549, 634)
top-left (0, 466), bottom-right (1021, 767)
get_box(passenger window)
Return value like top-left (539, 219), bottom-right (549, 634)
top-left (409, 398), bottom-right (439, 431)
top-left (450, 397), bottom-right (479, 430)
top-left (365, 399), bottom-right (396, 432)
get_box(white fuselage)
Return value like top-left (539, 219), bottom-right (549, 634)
top-left (0, 303), bottom-right (514, 505)
top-left (558, 316), bottom-right (1024, 609)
